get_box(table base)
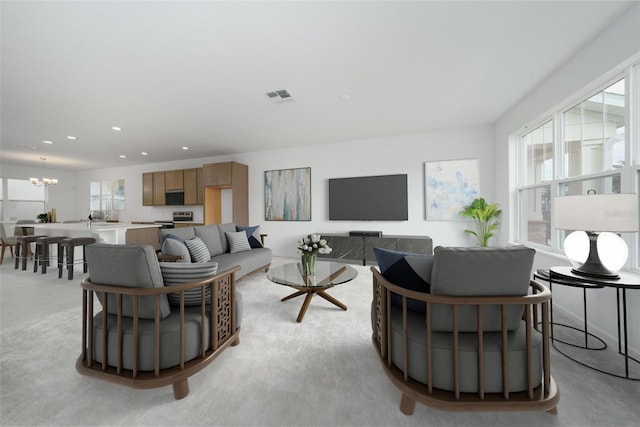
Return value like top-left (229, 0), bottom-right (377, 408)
top-left (281, 289), bottom-right (347, 322)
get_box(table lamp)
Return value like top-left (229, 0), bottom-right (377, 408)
top-left (553, 193), bottom-right (638, 279)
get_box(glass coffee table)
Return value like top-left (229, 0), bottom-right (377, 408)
top-left (267, 261), bottom-right (357, 322)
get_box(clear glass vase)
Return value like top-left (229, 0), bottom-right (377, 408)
top-left (301, 252), bottom-right (317, 276)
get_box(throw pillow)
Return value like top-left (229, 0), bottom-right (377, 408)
top-left (236, 225), bottom-right (263, 248)
top-left (184, 236), bottom-right (210, 263)
top-left (161, 235), bottom-right (191, 263)
top-left (225, 231), bottom-right (251, 253)
top-left (160, 261), bottom-right (218, 305)
top-left (373, 247), bottom-right (433, 313)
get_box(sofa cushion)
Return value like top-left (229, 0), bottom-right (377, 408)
top-left (160, 261), bottom-right (218, 305)
top-left (226, 231), bottom-right (251, 253)
top-left (217, 223), bottom-right (237, 253)
top-left (194, 224), bottom-right (224, 257)
top-left (86, 244), bottom-right (171, 320)
top-left (236, 225), bottom-right (263, 248)
top-left (159, 227), bottom-right (195, 245)
top-left (184, 237), bottom-right (210, 263)
top-left (374, 247), bottom-right (433, 313)
top-left (161, 236), bottom-right (191, 263)
top-left (214, 247), bottom-right (272, 280)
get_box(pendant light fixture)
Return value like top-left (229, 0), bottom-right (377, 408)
top-left (30, 157), bottom-right (58, 186)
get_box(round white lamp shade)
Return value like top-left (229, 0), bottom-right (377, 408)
top-left (564, 231), bottom-right (628, 274)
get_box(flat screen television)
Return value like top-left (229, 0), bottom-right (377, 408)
top-left (329, 174), bottom-right (408, 220)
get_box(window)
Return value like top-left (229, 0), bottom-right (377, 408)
top-left (515, 64), bottom-right (638, 271)
top-left (563, 80), bottom-right (625, 177)
top-left (2, 179), bottom-right (46, 221)
top-left (90, 180), bottom-right (125, 217)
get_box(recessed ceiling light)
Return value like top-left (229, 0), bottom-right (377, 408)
top-left (339, 94), bottom-right (351, 101)
top-left (42, 140), bottom-right (54, 144)
top-left (181, 146), bottom-right (189, 150)
top-left (119, 155), bottom-right (126, 158)
top-left (111, 126), bottom-right (122, 131)
top-left (141, 152), bottom-right (148, 156)
top-left (67, 135), bottom-right (77, 140)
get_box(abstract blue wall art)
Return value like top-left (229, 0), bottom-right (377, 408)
top-left (264, 167), bottom-right (311, 221)
top-left (425, 158), bottom-right (479, 220)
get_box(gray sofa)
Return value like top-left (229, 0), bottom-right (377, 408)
top-left (159, 223), bottom-right (272, 281)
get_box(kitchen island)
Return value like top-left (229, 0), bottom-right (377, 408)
top-left (29, 222), bottom-right (161, 248)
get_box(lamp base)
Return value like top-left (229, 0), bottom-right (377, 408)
top-left (570, 267), bottom-right (620, 280)
top-left (570, 232), bottom-right (620, 280)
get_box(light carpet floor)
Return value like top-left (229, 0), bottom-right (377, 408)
top-left (1, 257), bottom-right (639, 426)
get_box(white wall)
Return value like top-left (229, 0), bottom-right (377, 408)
top-left (68, 125), bottom-right (494, 257)
top-left (493, 3), bottom-right (640, 353)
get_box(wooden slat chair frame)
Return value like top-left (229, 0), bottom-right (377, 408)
top-left (76, 265), bottom-right (241, 399)
top-left (371, 267), bottom-right (559, 415)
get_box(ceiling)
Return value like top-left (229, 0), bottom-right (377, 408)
top-left (1, 1), bottom-right (636, 171)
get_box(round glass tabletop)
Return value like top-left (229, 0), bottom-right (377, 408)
top-left (267, 261), bottom-right (358, 289)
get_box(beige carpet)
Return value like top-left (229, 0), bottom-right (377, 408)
top-left (1, 258), bottom-right (639, 426)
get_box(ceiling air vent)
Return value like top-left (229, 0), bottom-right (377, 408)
top-left (266, 89), bottom-right (294, 103)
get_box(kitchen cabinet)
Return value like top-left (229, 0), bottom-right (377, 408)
top-left (153, 172), bottom-right (165, 205)
top-left (142, 167), bottom-right (203, 207)
top-left (183, 168), bottom-right (200, 205)
top-left (203, 161), bottom-right (248, 226)
top-left (142, 173), bottom-right (154, 206)
top-left (165, 170), bottom-right (184, 191)
top-left (202, 162), bottom-right (232, 186)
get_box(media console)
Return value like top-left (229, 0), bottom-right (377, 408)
top-left (317, 233), bottom-right (433, 266)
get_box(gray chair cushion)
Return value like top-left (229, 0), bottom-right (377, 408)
top-left (194, 224), bottom-right (224, 257)
top-left (86, 244), bottom-right (171, 320)
top-left (217, 223), bottom-right (237, 253)
top-left (390, 306), bottom-right (542, 393)
top-left (92, 306), bottom-right (210, 371)
top-left (160, 261), bottom-right (218, 305)
top-left (429, 245), bottom-right (535, 332)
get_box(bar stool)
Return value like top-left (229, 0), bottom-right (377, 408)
top-left (34, 236), bottom-right (67, 274)
top-left (14, 235), bottom-right (47, 270)
top-left (58, 237), bottom-right (97, 280)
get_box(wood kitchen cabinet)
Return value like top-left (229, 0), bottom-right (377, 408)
top-left (202, 162), bottom-right (232, 186)
top-left (142, 172), bottom-right (154, 206)
top-left (183, 168), bottom-right (201, 205)
top-left (203, 161), bottom-right (248, 226)
top-left (153, 171), bottom-right (165, 205)
top-left (141, 167), bottom-right (203, 207)
top-left (165, 170), bottom-right (184, 191)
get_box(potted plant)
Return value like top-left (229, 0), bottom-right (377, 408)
top-left (460, 197), bottom-right (502, 247)
top-left (37, 213), bottom-right (49, 223)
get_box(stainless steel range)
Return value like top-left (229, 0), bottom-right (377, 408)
top-left (173, 211), bottom-right (193, 222)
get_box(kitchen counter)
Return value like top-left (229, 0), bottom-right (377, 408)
top-left (29, 222), bottom-right (161, 247)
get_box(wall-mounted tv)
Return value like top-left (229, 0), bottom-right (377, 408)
top-left (329, 174), bottom-right (408, 220)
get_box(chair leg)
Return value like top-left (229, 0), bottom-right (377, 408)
top-left (67, 245), bottom-right (75, 280)
top-left (58, 244), bottom-right (65, 278)
top-left (14, 242), bottom-right (21, 269)
top-left (34, 244), bottom-right (40, 273)
top-left (0, 244), bottom-right (6, 264)
top-left (82, 245), bottom-right (88, 273)
top-left (400, 394), bottom-right (415, 416)
top-left (172, 379), bottom-right (189, 400)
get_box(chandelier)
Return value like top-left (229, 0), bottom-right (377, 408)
top-left (30, 157), bottom-right (58, 186)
